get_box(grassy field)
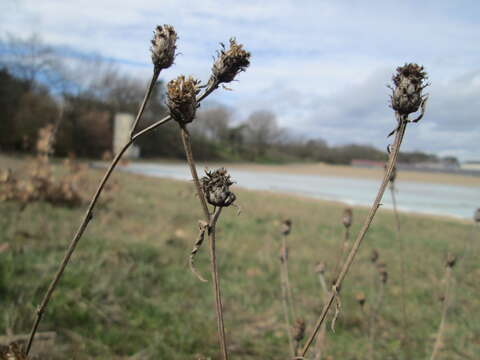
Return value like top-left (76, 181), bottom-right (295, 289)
top-left (0, 156), bottom-right (479, 359)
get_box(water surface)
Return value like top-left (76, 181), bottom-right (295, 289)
top-left (121, 162), bottom-right (479, 220)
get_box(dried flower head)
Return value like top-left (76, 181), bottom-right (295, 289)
top-left (342, 208), bottom-right (353, 228)
top-left (377, 262), bottom-right (388, 284)
top-left (293, 318), bottom-right (306, 342)
top-left (355, 291), bottom-right (366, 307)
top-left (315, 262), bottom-right (326, 275)
top-left (167, 75), bottom-right (201, 125)
top-left (0, 342), bottom-right (29, 360)
top-left (201, 168), bottom-right (236, 207)
top-left (474, 208), bottom-right (480, 223)
top-left (446, 253), bottom-right (457, 268)
top-left (151, 25), bottom-right (177, 71)
top-left (211, 38), bottom-right (250, 85)
top-left (280, 219), bottom-right (292, 236)
top-left (370, 249), bottom-right (379, 263)
top-left (390, 63), bottom-right (428, 117)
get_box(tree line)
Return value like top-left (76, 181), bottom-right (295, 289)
top-left (0, 34), bottom-right (454, 165)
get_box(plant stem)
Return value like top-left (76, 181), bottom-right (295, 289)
top-left (280, 246), bottom-right (295, 357)
top-left (282, 234), bottom-right (297, 321)
top-left (179, 127), bottom-right (210, 221)
top-left (180, 125), bottom-right (230, 360)
top-left (299, 118), bottom-right (408, 358)
top-left (130, 69), bottom-right (160, 139)
top-left (390, 184), bottom-right (409, 351)
top-left (368, 279), bottom-right (385, 360)
top-left (314, 272), bottom-right (329, 360)
top-left (430, 266), bottom-right (453, 360)
top-left (208, 207), bottom-right (229, 360)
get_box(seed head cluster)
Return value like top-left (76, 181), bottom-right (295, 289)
top-left (151, 25), bottom-right (177, 71)
top-left (167, 75), bottom-right (201, 125)
top-left (201, 168), bottom-right (236, 207)
top-left (390, 63), bottom-right (428, 116)
top-left (211, 38), bottom-right (251, 85)
top-left (342, 208), bottom-right (353, 228)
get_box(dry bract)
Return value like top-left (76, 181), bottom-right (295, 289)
top-left (293, 318), bottom-right (306, 342)
top-left (211, 38), bottom-right (251, 85)
top-left (281, 219), bottom-right (292, 236)
top-left (342, 208), bottom-right (353, 228)
top-left (446, 253), bottom-right (457, 268)
top-left (167, 75), bottom-right (201, 125)
top-left (151, 24), bottom-right (177, 71)
top-left (200, 168), bottom-right (236, 207)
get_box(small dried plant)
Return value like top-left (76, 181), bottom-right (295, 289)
top-left (332, 208), bottom-right (353, 284)
top-left (277, 219), bottom-right (298, 357)
top-left (429, 253), bottom-right (457, 360)
top-left (170, 38), bottom-right (249, 360)
top-left (298, 63), bottom-right (429, 358)
top-left (368, 258), bottom-right (388, 360)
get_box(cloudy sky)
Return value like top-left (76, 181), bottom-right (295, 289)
top-left (2, 0), bottom-right (480, 161)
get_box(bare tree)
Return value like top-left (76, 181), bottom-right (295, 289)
top-left (244, 110), bottom-right (282, 157)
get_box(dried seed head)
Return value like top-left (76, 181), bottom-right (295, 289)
top-left (0, 342), bottom-right (29, 359)
top-left (474, 208), bottom-right (480, 223)
top-left (201, 168), bottom-right (236, 207)
top-left (355, 292), bottom-right (366, 307)
top-left (292, 318), bottom-right (306, 342)
top-left (167, 75), bottom-right (201, 125)
top-left (280, 219), bottom-right (292, 236)
top-left (315, 262), bottom-right (326, 275)
top-left (390, 63), bottom-right (428, 116)
top-left (211, 38), bottom-right (251, 85)
top-left (370, 249), bottom-right (379, 263)
top-left (150, 25), bottom-right (177, 71)
top-left (446, 253), bottom-right (457, 268)
top-left (377, 262), bottom-right (388, 284)
top-left (342, 208), bottom-right (353, 228)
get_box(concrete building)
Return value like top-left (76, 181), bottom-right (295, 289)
top-left (113, 113), bottom-right (140, 158)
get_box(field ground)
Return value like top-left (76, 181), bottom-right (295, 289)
top-left (1, 154), bottom-right (479, 359)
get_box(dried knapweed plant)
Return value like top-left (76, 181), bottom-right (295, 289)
top-left (332, 208), bottom-right (353, 284)
top-left (26, 26), bottom-right (248, 357)
top-left (429, 253), bottom-right (457, 360)
top-left (385, 163), bottom-right (409, 349)
top-left (278, 219), bottom-right (297, 357)
top-left (299, 64), bottom-right (429, 358)
top-left (369, 261), bottom-right (388, 360)
top-left (167, 38), bottom-right (249, 360)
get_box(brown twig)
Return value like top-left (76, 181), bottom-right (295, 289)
top-left (179, 126), bottom-right (230, 359)
top-left (389, 182), bottom-right (409, 351)
top-left (208, 207), bottom-right (229, 360)
top-left (430, 256), bottom-right (455, 360)
top-left (299, 117), bottom-right (409, 358)
top-left (130, 68), bottom-right (160, 139)
top-left (280, 243), bottom-right (295, 357)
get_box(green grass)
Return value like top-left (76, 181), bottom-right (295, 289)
top-left (0, 157), bottom-right (479, 359)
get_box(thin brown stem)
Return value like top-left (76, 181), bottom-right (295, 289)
top-left (390, 184), bottom-right (409, 351)
top-left (180, 126), bottom-right (210, 222)
top-left (208, 207), bottom-right (229, 360)
top-left (368, 280), bottom-right (386, 360)
top-left (430, 266), bottom-right (453, 360)
top-left (280, 258), bottom-right (296, 357)
top-left (130, 68), bottom-right (160, 139)
top-left (299, 118), bottom-right (408, 358)
top-left (282, 234), bottom-right (297, 321)
top-left (314, 272), bottom-right (329, 360)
